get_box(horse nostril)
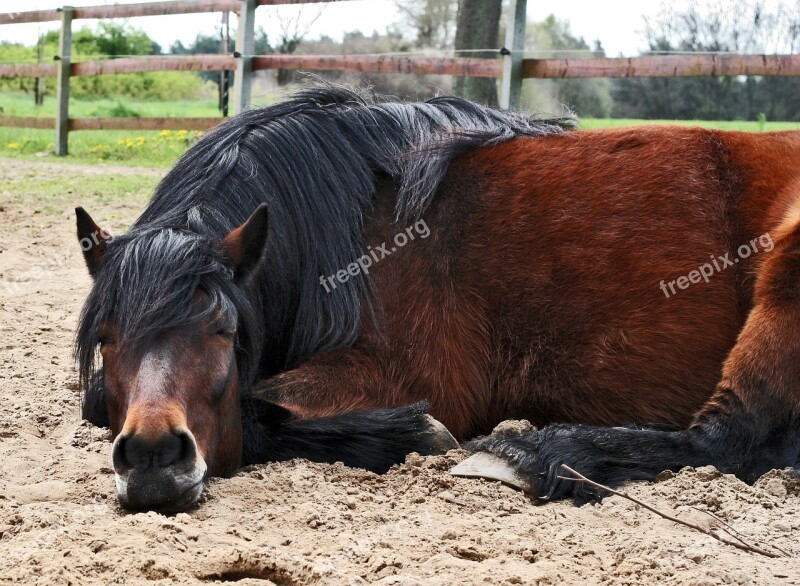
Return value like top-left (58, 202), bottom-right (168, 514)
top-left (112, 434), bottom-right (132, 473)
top-left (174, 430), bottom-right (198, 467)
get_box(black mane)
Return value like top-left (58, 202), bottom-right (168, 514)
top-left (76, 84), bottom-right (575, 396)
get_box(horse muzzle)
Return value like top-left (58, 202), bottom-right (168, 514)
top-left (112, 427), bottom-right (207, 513)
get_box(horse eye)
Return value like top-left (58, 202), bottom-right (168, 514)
top-left (216, 328), bottom-right (236, 340)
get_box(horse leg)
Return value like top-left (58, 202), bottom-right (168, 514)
top-left (244, 348), bottom-right (459, 472)
top-left (461, 218), bottom-right (800, 501)
top-left (253, 348), bottom-right (400, 417)
top-left (241, 399), bottom-right (457, 473)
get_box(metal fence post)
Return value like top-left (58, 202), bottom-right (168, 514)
top-left (233, 0), bottom-right (256, 115)
top-left (500, 0), bottom-right (526, 110)
top-left (55, 5), bottom-right (73, 156)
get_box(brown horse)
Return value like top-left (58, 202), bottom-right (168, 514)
top-left (76, 86), bottom-right (800, 512)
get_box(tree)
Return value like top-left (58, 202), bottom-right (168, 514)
top-left (453, 0), bottom-right (502, 105)
top-left (613, 0), bottom-right (800, 121)
top-left (170, 28), bottom-right (271, 109)
top-left (0, 22), bottom-right (204, 101)
top-left (394, 0), bottom-right (458, 49)
top-left (271, 6), bottom-right (323, 85)
top-left (525, 16), bottom-right (612, 117)
top-left (51, 21), bottom-right (161, 58)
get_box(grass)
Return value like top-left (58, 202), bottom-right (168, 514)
top-left (580, 118), bottom-right (800, 131)
top-left (0, 91), bottom-right (221, 119)
top-left (0, 90), bottom-right (279, 119)
top-left (2, 89), bottom-right (800, 168)
top-left (0, 91), bottom-right (286, 166)
top-left (7, 172), bottom-right (156, 211)
top-left (1, 168), bottom-right (157, 235)
top-left (0, 92), bottom-right (212, 166)
top-left (0, 126), bottom-right (200, 167)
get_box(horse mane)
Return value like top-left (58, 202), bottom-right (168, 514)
top-left (76, 84), bottom-right (575, 393)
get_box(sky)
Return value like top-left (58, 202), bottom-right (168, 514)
top-left (0, 0), bottom-right (666, 57)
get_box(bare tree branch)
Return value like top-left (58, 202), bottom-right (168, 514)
top-left (557, 465), bottom-right (784, 559)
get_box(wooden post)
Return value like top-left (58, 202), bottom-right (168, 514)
top-left (499, 0), bottom-right (526, 110)
top-left (233, 0), bottom-right (256, 115)
top-left (55, 5), bottom-right (73, 156)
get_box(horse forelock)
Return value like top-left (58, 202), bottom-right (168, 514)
top-left (75, 225), bottom-right (261, 397)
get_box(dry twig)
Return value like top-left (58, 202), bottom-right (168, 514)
top-left (687, 505), bottom-right (791, 556)
top-left (557, 464), bottom-right (783, 559)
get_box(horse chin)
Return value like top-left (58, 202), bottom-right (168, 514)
top-left (115, 459), bottom-right (208, 514)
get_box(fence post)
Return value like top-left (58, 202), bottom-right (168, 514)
top-left (233, 0), bottom-right (256, 115)
top-left (499, 0), bottom-right (526, 110)
top-left (55, 5), bottom-right (73, 156)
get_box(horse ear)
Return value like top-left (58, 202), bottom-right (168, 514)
top-left (221, 204), bottom-right (269, 281)
top-left (75, 207), bottom-right (111, 277)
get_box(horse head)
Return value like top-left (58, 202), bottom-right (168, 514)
top-left (75, 204), bottom-right (268, 512)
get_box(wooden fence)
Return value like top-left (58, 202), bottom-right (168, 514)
top-left (2, 0), bottom-right (800, 155)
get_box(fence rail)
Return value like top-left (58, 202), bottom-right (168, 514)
top-left (74, 55), bottom-right (237, 75)
top-left (0, 2), bottom-right (234, 24)
top-left (70, 117), bottom-right (222, 131)
top-left (0, 116), bottom-right (54, 129)
top-left (1, 0), bottom-right (800, 155)
top-left (522, 54), bottom-right (800, 78)
top-left (0, 0), bottom-right (345, 24)
top-left (5, 53), bottom-right (800, 82)
top-left (0, 115), bottom-right (225, 131)
top-left (252, 54), bottom-right (503, 77)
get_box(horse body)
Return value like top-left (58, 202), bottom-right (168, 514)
top-left (265, 127), bottom-right (800, 438)
top-left (75, 87), bottom-right (800, 511)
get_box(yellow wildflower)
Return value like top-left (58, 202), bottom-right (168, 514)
top-left (7, 143), bottom-right (20, 149)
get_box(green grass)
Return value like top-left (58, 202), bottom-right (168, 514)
top-left (0, 91), bottom-right (285, 167)
top-left (0, 126), bottom-right (199, 167)
top-left (580, 118), bottom-right (800, 131)
top-left (0, 91), bottom-right (221, 118)
top-left (0, 91), bottom-right (214, 166)
top-left (7, 172), bottom-right (156, 210)
top-left (2, 89), bottom-right (800, 169)
top-left (0, 91), bottom-right (211, 167)
top-left (0, 90), bottom-right (280, 119)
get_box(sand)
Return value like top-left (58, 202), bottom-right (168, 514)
top-left (0, 158), bottom-right (798, 585)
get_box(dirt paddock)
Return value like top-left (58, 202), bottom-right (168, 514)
top-left (0, 158), bottom-right (798, 585)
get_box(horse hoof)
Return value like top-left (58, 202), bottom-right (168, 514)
top-left (424, 415), bottom-right (460, 453)
top-left (450, 452), bottom-right (534, 493)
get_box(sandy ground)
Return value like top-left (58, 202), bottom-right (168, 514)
top-left (0, 157), bottom-right (799, 585)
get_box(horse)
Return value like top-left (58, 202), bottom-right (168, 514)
top-left (75, 85), bottom-right (800, 513)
